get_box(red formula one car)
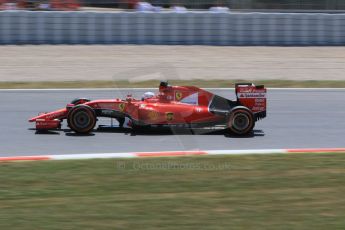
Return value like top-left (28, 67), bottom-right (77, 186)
top-left (29, 82), bottom-right (267, 135)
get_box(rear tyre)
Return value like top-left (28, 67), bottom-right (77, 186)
top-left (227, 107), bottom-right (255, 135)
top-left (67, 105), bottom-right (96, 134)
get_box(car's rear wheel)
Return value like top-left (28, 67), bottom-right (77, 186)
top-left (67, 105), bottom-right (96, 134)
top-left (227, 107), bottom-right (255, 135)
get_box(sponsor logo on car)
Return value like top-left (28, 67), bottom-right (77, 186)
top-left (118, 103), bottom-right (125, 112)
top-left (166, 112), bottom-right (174, 121)
top-left (45, 111), bottom-right (65, 119)
top-left (175, 91), bottom-right (183, 101)
top-left (148, 110), bottom-right (159, 121)
top-left (237, 87), bottom-right (266, 93)
top-left (238, 93), bottom-right (266, 98)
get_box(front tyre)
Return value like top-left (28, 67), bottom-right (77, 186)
top-left (70, 98), bottom-right (90, 105)
top-left (227, 107), bottom-right (255, 135)
top-left (67, 105), bottom-right (96, 134)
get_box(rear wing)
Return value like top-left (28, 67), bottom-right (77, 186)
top-left (235, 83), bottom-right (267, 119)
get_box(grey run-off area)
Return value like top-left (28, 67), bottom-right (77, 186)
top-left (1, 46), bottom-right (345, 82)
top-left (0, 88), bottom-right (344, 157)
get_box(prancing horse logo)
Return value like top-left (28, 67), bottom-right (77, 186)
top-left (175, 91), bottom-right (182, 101)
top-left (118, 103), bottom-right (125, 112)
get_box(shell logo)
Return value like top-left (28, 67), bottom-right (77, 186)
top-left (175, 91), bottom-right (183, 101)
top-left (166, 112), bottom-right (174, 121)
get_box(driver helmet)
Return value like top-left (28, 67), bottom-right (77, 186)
top-left (142, 91), bottom-right (155, 100)
top-left (159, 81), bottom-right (169, 91)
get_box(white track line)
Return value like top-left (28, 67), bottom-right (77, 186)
top-left (1, 148), bottom-right (345, 162)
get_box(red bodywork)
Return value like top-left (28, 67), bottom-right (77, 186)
top-left (29, 83), bottom-right (266, 130)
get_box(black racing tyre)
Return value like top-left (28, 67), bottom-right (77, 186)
top-left (227, 107), bottom-right (255, 135)
top-left (70, 98), bottom-right (90, 105)
top-left (67, 105), bottom-right (96, 134)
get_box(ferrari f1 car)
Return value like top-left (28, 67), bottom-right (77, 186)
top-left (29, 82), bottom-right (266, 135)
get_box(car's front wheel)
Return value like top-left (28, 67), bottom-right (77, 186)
top-left (227, 107), bottom-right (255, 135)
top-left (67, 105), bottom-right (96, 134)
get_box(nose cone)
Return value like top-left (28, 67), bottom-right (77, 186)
top-left (29, 116), bottom-right (40, 122)
top-left (28, 108), bottom-right (67, 123)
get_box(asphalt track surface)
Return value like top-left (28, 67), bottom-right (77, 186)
top-left (0, 88), bottom-right (344, 157)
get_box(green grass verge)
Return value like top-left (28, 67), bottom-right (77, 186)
top-left (0, 80), bottom-right (345, 89)
top-left (1, 153), bottom-right (345, 229)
